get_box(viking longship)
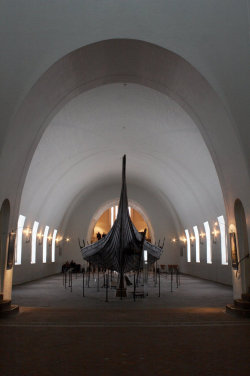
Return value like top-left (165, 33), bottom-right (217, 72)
top-left (79, 155), bottom-right (163, 295)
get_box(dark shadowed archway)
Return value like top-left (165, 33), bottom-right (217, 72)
top-left (0, 199), bottom-right (10, 294)
top-left (234, 198), bottom-right (250, 293)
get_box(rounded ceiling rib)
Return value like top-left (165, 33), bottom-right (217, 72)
top-left (20, 83), bottom-right (225, 234)
top-left (2, 40), bottom-right (246, 222)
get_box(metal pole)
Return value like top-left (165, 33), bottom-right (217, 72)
top-left (155, 262), bottom-right (157, 286)
top-left (71, 270), bottom-right (73, 292)
top-left (82, 270), bottom-right (85, 297)
top-left (86, 264), bottom-right (88, 287)
top-left (105, 274), bottom-right (109, 302)
top-left (158, 270), bottom-right (160, 297)
top-left (133, 273), bottom-right (136, 302)
top-left (120, 272), bottom-right (123, 300)
top-left (97, 266), bottom-right (100, 292)
top-left (87, 265), bottom-right (90, 287)
top-left (171, 270), bottom-right (173, 292)
top-left (70, 270), bottom-right (72, 292)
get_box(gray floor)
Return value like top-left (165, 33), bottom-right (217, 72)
top-left (12, 272), bottom-right (233, 309)
top-left (2, 274), bottom-right (250, 376)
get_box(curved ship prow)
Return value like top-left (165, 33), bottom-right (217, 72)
top-left (79, 155), bottom-right (163, 294)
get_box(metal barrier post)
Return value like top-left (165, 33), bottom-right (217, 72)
top-left (105, 274), bottom-right (109, 302)
top-left (158, 270), bottom-right (161, 297)
top-left (171, 270), bottom-right (173, 292)
top-left (82, 270), bottom-right (85, 297)
top-left (133, 273), bottom-right (136, 302)
top-left (97, 267), bottom-right (100, 292)
top-left (69, 269), bottom-right (72, 292)
top-left (87, 267), bottom-right (90, 288)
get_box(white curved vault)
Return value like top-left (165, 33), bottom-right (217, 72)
top-left (20, 83), bottom-right (225, 234)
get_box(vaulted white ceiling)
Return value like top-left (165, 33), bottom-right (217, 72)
top-left (20, 83), bottom-right (225, 230)
top-left (1, 1), bottom-right (249, 167)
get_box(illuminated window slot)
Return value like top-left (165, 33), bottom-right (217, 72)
top-left (111, 207), bottom-right (114, 227)
top-left (204, 221), bottom-right (212, 264)
top-left (15, 214), bottom-right (26, 265)
top-left (115, 205), bottom-right (118, 219)
top-left (51, 229), bottom-right (57, 263)
top-left (31, 221), bottom-right (39, 264)
top-left (218, 215), bottom-right (228, 265)
top-left (185, 229), bottom-right (191, 262)
top-left (193, 225), bottom-right (200, 263)
top-left (43, 226), bottom-right (49, 263)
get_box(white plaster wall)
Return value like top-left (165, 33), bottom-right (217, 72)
top-left (12, 239), bottom-right (62, 285)
top-left (180, 234), bottom-right (232, 285)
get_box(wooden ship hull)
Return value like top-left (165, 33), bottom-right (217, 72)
top-left (80, 155), bottom-right (163, 293)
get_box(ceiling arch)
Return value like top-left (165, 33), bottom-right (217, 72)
top-left (20, 83), bottom-right (225, 235)
top-left (2, 39), bottom-right (247, 228)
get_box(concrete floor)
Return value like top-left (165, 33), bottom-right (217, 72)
top-left (11, 272), bottom-right (233, 309)
top-left (1, 273), bottom-right (250, 376)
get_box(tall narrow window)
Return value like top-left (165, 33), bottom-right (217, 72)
top-left (115, 205), bottom-right (118, 219)
top-left (128, 206), bottom-right (131, 217)
top-left (193, 225), bottom-right (200, 263)
top-left (185, 229), bottom-right (191, 262)
top-left (204, 221), bottom-right (212, 264)
top-left (15, 214), bottom-right (26, 265)
top-left (43, 226), bottom-right (49, 263)
top-left (31, 221), bottom-right (39, 264)
top-left (51, 229), bottom-right (57, 263)
top-left (218, 215), bottom-right (228, 265)
top-left (110, 207), bottom-right (114, 227)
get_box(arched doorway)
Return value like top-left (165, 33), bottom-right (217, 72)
top-left (234, 199), bottom-right (250, 293)
top-left (87, 199), bottom-right (155, 245)
top-left (0, 199), bottom-right (10, 295)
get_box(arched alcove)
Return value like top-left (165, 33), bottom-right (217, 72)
top-left (0, 199), bottom-right (10, 294)
top-left (86, 199), bottom-right (155, 245)
top-left (234, 199), bottom-right (250, 293)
